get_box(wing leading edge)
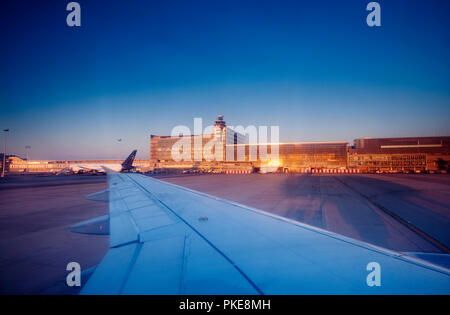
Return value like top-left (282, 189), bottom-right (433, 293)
top-left (81, 173), bottom-right (450, 294)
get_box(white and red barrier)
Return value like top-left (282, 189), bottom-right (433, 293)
top-left (224, 169), bottom-right (361, 174)
top-left (308, 169), bottom-right (360, 174)
top-left (225, 170), bottom-right (252, 174)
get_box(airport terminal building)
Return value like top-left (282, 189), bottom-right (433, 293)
top-left (149, 115), bottom-right (348, 173)
top-left (148, 116), bottom-right (450, 173)
top-left (2, 116), bottom-right (450, 174)
top-left (348, 137), bottom-right (450, 173)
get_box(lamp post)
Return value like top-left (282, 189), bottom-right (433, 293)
top-left (1, 129), bottom-right (10, 178)
top-left (117, 138), bottom-right (122, 162)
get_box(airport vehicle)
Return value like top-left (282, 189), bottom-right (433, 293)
top-left (74, 170), bottom-right (450, 294)
top-left (58, 150), bottom-right (137, 175)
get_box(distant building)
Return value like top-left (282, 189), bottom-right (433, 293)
top-left (149, 116), bottom-right (450, 173)
top-left (348, 137), bottom-right (450, 172)
top-left (149, 115), bottom-right (349, 173)
top-left (149, 115), bottom-right (252, 172)
top-left (277, 142), bottom-right (348, 172)
top-left (3, 117), bottom-right (450, 174)
top-left (213, 115), bottom-right (249, 145)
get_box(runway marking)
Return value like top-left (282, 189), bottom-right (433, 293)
top-left (0, 179), bottom-right (106, 190)
top-left (333, 176), bottom-right (450, 254)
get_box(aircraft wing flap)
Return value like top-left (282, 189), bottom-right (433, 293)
top-left (108, 173), bottom-right (180, 247)
top-left (83, 225), bottom-right (259, 295)
top-left (82, 243), bottom-right (139, 294)
top-left (110, 213), bottom-right (139, 247)
top-left (121, 236), bottom-right (187, 294)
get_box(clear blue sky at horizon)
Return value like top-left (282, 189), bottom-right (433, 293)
top-left (1, 0), bottom-right (449, 160)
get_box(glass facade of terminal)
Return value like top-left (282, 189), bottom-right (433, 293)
top-left (150, 132), bottom-right (450, 173)
top-left (150, 136), bottom-right (349, 172)
top-left (349, 137), bottom-right (450, 172)
top-left (278, 142), bottom-right (348, 171)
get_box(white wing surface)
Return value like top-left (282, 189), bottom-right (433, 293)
top-left (81, 172), bottom-right (450, 294)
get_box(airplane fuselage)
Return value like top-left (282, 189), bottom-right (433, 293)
top-left (70, 164), bottom-right (123, 173)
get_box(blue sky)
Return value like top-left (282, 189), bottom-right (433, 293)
top-left (1, 0), bottom-right (449, 160)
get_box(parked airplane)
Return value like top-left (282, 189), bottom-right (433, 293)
top-left (74, 170), bottom-right (450, 294)
top-left (58, 150), bottom-right (137, 175)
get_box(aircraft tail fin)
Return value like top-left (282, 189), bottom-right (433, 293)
top-left (121, 150), bottom-right (137, 171)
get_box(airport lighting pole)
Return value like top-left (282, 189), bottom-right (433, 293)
top-left (117, 138), bottom-right (122, 162)
top-left (1, 129), bottom-right (10, 178)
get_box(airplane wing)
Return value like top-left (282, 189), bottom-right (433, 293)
top-left (81, 172), bottom-right (450, 294)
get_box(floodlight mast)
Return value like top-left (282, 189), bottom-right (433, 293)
top-left (1, 129), bottom-right (10, 178)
